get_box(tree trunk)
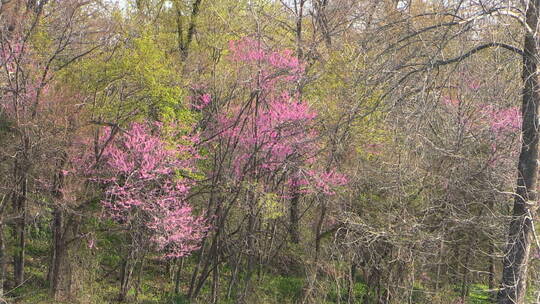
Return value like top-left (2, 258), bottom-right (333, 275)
top-left (134, 255), bottom-right (146, 301)
top-left (211, 255), bottom-right (219, 304)
top-left (12, 160), bottom-right (27, 288)
top-left (435, 238), bottom-right (444, 292)
top-left (302, 202), bottom-right (327, 303)
top-left (498, 1), bottom-right (540, 303)
top-left (174, 258), bottom-right (184, 295)
top-left (119, 250), bottom-right (135, 302)
top-left (0, 221), bottom-right (5, 297)
top-left (460, 246), bottom-right (471, 303)
top-left (347, 263), bottom-right (356, 304)
top-left (176, 0), bottom-right (202, 60)
top-left (226, 250), bottom-right (241, 300)
top-left (488, 201), bottom-right (496, 300)
top-left (289, 184), bottom-right (300, 244)
top-left (489, 241), bottom-right (496, 299)
top-left (49, 153), bottom-right (73, 300)
top-left (238, 210), bottom-right (257, 304)
top-left (190, 222), bottom-right (221, 300)
top-left (50, 208), bottom-right (72, 301)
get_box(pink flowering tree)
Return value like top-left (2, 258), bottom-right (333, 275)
top-left (177, 37), bottom-right (348, 300)
top-left (441, 96), bottom-right (521, 166)
top-left (0, 30), bottom-right (62, 291)
top-left (91, 122), bottom-right (206, 301)
top-left (181, 37), bottom-right (348, 300)
top-left (439, 81), bottom-right (522, 208)
top-left (211, 37), bottom-right (347, 196)
top-left (434, 79), bottom-right (522, 295)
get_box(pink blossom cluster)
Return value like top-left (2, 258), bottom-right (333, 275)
top-left (441, 96), bottom-right (522, 167)
top-left (228, 37), bottom-right (305, 90)
top-left (0, 35), bottom-right (50, 119)
top-left (0, 37), bottom-right (23, 74)
top-left (307, 170), bottom-right (349, 195)
top-left (207, 38), bottom-right (348, 197)
top-left (442, 97), bottom-right (521, 135)
top-left (228, 38), bottom-right (303, 72)
top-left (97, 122), bottom-right (207, 258)
top-left (217, 93), bottom-right (318, 177)
top-left (287, 169), bottom-right (348, 196)
top-left (482, 106), bottom-right (521, 133)
top-left (441, 97), bottom-right (461, 108)
top-left (191, 93), bottom-right (212, 110)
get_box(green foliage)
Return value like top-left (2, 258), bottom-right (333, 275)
top-left (164, 294), bottom-right (190, 304)
top-left (61, 29), bottom-right (195, 126)
top-left (262, 275), bottom-right (304, 303)
top-left (327, 282), bottom-right (368, 304)
top-left (259, 192), bottom-right (285, 220)
top-left (468, 284), bottom-right (492, 304)
top-left (305, 45), bottom-right (387, 159)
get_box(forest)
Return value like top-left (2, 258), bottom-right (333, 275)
top-left (0, 0), bottom-right (539, 303)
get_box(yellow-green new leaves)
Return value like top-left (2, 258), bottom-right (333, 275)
top-left (62, 30), bottom-right (194, 127)
top-left (305, 45), bottom-right (387, 160)
top-left (259, 192), bottom-right (285, 220)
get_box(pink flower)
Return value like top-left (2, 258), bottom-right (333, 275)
top-left (92, 122), bottom-right (207, 258)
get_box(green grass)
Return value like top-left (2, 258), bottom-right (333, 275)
top-left (326, 281), bottom-right (368, 304)
top-left (468, 284), bottom-right (492, 304)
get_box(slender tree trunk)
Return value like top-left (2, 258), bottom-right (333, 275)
top-left (460, 246), bottom-right (471, 303)
top-left (119, 248), bottom-right (136, 302)
top-left (12, 160), bottom-right (27, 287)
top-left (176, 0), bottom-right (202, 60)
top-left (191, 209), bottom-right (223, 299)
top-left (435, 239), bottom-right (443, 292)
top-left (303, 202), bottom-right (327, 303)
top-left (49, 153), bottom-right (73, 301)
top-left (166, 260), bottom-right (172, 279)
top-left (209, 203), bottom-right (224, 302)
top-left (226, 250), bottom-right (241, 300)
top-left (174, 258), bottom-right (184, 295)
top-left (50, 208), bottom-right (72, 301)
top-left (498, 2), bottom-right (540, 303)
top-left (295, 0), bottom-right (304, 60)
top-left (134, 255), bottom-right (146, 301)
top-left (239, 209), bottom-right (257, 304)
top-left (174, 0), bottom-right (184, 58)
top-left (313, 0), bottom-right (332, 48)
top-left (188, 236), bottom-right (208, 299)
top-left (488, 203), bottom-right (496, 300)
top-left (211, 255), bottom-right (219, 304)
top-left (0, 194), bottom-right (7, 297)
top-left (289, 184), bottom-right (300, 244)
top-left (0, 221), bottom-right (5, 297)
top-left (347, 263), bottom-right (356, 304)
top-left (489, 245), bottom-right (496, 299)
top-left (315, 203), bottom-right (327, 262)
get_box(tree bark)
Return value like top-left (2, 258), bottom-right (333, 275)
top-left (238, 208), bottom-right (257, 304)
top-left (0, 221), bottom-right (5, 297)
top-left (175, 0), bottom-right (202, 60)
top-left (289, 185), bottom-right (300, 244)
top-left (498, 1), bottom-right (540, 303)
top-left (174, 258), bottom-right (184, 295)
top-left (459, 245), bottom-right (471, 303)
top-left (134, 254), bottom-right (146, 301)
top-left (12, 157), bottom-right (27, 288)
top-left (49, 209), bottom-right (76, 301)
top-left (211, 253), bottom-right (219, 304)
top-left (347, 263), bottom-right (356, 304)
top-left (119, 249), bottom-right (135, 302)
top-left (489, 240), bottom-right (496, 299)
